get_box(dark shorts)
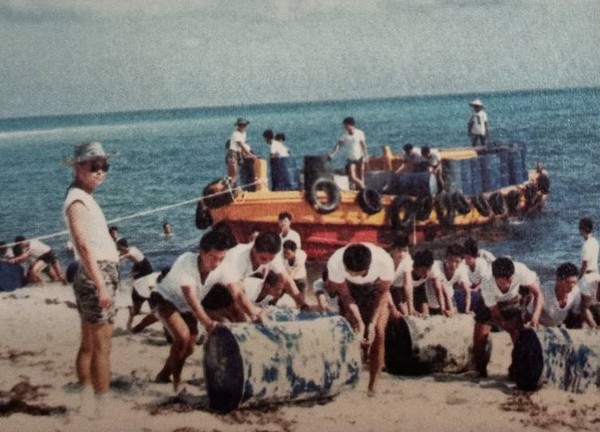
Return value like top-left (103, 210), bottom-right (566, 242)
top-left (131, 287), bottom-right (147, 306)
top-left (294, 278), bottom-right (307, 293)
top-left (226, 149), bottom-right (242, 165)
top-left (132, 258), bottom-right (153, 280)
top-left (201, 284), bottom-right (234, 311)
top-left (390, 285), bottom-right (406, 306)
top-left (37, 250), bottom-right (58, 265)
top-left (73, 261), bottom-right (119, 325)
top-left (346, 157), bottom-right (364, 167)
top-left (150, 292), bottom-right (198, 335)
top-left (474, 297), bottom-right (524, 326)
top-left (343, 282), bottom-right (379, 324)
top-left (413, 285), bottom-right (428, 307)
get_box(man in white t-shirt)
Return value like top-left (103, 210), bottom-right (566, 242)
top-left (282, 240), bottom-right (307, 293)
top-left (396, 143), bottom-right (426, 173)
top-left (473, 257), bottom-right (543, 377)
top-left (421, 146), bottom-right (444, 189)
top-left (467, 99), bottom-right (489, 147)
top-left (116, 238), bottom-right (153, 280)
top-left (10, 236), bottom-right (67, 284)
top-left (533, 263), bottom-right (584, 328)
top-left (263, 129), bottom-right (290, 158)
top-left (462, 238), bottom-right (493, 311)
top-left (328, 117), bottom-right (369, 190)
top-left (326, 242), bottom-right (394, 394)
top-left (579, 218), bottom-right (599, 277)
top-left (151, 229), bottom-right (232, 389)
top-left (226, 118), bottom-right (256, 183)
top-left (425, 244), bottom-right (471, 315)
top-left (388, 235), bottom-right (415, 317)
top-left (205, 232), bottom-right (310, 317)
top-left (579, 271), bottom-right (600, 328)
top-left (278, 212), bottom-right (302, 249)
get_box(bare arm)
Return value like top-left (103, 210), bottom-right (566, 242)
top-left (361, 139), bottom-right (369, 160)
top-left (182, 285), bottom-right (215, 332)
top-left (67, 201), bottom-right (111, 307)
top-left (580, 261), bottom-right (588, 278)
top-left (525, 283), bottom-right (544, 327)
top-left (331, 281), bottom-right (364, 335)
top-left (461, 281), bottom-right (471, 313)
top-left (329, 142), bottom-right (341, 159)
top-left (227, 281), bottom-right (262, 321)
top-left (403, 271), bottom-right (416, 315)
top-left (316, 292), bottom-right (328, 313)
top-left (580, 294), bottom-right (597, 329)
top-left (280, 271), bottom-right (314, 311)
top-left (431, 278), bottom-right (447, 312)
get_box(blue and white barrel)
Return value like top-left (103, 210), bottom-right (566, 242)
top-left (512, 327), bottom-right (600, 393)
top-left (385, 314), bottom-right (488, 375)
top-left (204, 315), bottom-right (361, 413)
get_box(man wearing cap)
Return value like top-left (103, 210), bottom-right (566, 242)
top-left (328, 117), bottom-right (369, 190)
top-left (226, 118), bottom-right (256, 183)
top-left (63, 141), bottom-right (119, 416)
top-left (468, 99), bottom-right (489, 147)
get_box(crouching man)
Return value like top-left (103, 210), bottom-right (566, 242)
top-left (326, 243), bottom-right (395, 395)
top-left (473, 257), bottom-right (544, 377)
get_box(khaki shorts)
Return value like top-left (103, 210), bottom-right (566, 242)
top-left (73, 261), bottom-right (119, 325)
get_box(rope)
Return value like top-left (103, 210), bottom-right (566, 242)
top-left (1, 179), bottom-right (262, 249)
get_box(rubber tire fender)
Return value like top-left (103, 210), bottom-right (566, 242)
top-left (506, 190), bottom-right (521, 215)
top-left (308, 178), bottom-right (341, 215)
top-left (452, 191), bottom-right (472, 216)
top-left (195, 201), bottom-right (213, 230)
top-left (489, 192), bottom-right (506, 215)
top-left (434, 192), bottom-right (455, 226)
top-left (471, 194), bottom-right (491, 217)
top-left (415, 195), bottom-right (434, 221)
top-left (389, 195), bottom-right (417, 231)
top-left (357, 188), bottom-right (383, 215)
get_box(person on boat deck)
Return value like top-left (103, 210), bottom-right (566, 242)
top-left (275, 132), bottom-right (287, 146)
top-left (10, 236), bottom-right (67, 285)
top-left (263, 129), bottom-right (290, 158)
top-left (531, 262), bottom-right (593, 328)
top-left (425, 244), bottom-right (471, 316)
top-left (395, 143), bottom-right (426, 173)
top-left (326, 242), bottom-right (395, 394)
top-left (579, 217), bottom-right (599, 278)
top-left (328, 116), bottom-right (369, 190)
top-left (226, 117), bottom-right (257, 183)
top-left (150, 229), bottom-right (231, 390)
top-left (467, 99), bottom-right (489, 147)
top-left (109, 226), bottom-right (121, 243)
top-left (388, 235), bottom-right (416, 318)
top-left (116, 238), bottom-right (153, 280)
top-left (421, 146), bottom-right (444, 190)
top-left (278, 211), bottom-right (301, 249)
top-left (201, 232), bottom-right (311, 321)
top-left (579, 271), bottom-right (600, 328)
top-left (472, 257), bottom-right (543, 377)
top-left (282, 240), bottom-right (308, 293)
top-left (462, 238), bottom-right (494, 310)
top-left (315, 270), bottom-right (340, 314)
top-left (411, 249), bottom-right (435, 315)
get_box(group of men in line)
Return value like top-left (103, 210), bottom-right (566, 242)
top-left (224, 99), bottom-right (488, 192)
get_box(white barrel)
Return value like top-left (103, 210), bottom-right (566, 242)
top-left (512, 327), bottom-right (600, 393)
top-left (204, 315), bottom-right (360, 413)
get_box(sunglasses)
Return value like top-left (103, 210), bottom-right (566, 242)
top-left (88, 160), bottom-right (110, 173)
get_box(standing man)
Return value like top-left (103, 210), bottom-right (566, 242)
top-left (472, 257), bottom-right (543, 377)
top-left (579, 217), bottom-right (599, 277)
top-left (326, 242), bottom-right (395, 394)
top-left (263, 129), bottom-right (290, 158)
top-left (226, 118), bottom-right (256, 183)
top-left (328, 117), bottom-right (369, 190)
top-left (63, 141), bottom-right (119, 416)
top-left (467, 99), bottom-right (489, 147)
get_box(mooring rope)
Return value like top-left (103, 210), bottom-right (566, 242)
top-left (1, 179), bottom-right (263, 249)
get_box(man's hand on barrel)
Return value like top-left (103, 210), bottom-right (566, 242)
top-left (524, 317), bottom-right (539, 329)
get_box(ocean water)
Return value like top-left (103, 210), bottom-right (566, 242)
top-left (1, 87), bottom-right (599, 281)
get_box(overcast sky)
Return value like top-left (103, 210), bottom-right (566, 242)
top-left (0, 0), bottom-right (598, 118)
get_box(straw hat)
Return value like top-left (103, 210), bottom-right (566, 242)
top-left (64, 141), bottom-right (117, 166)
top-left (234, 118), bottom-right (250, 126)
top-left (469, 99), bottom-right (484, 108)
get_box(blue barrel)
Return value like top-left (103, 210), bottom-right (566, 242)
top-left (384, 172), bottom-right (438, 197)
top-left (444, 159), bottom-right (482, 196)
top-left (204, 315), bottom-right (360, 413)
top-left (270, 157), bottom-right (298, 191)
top-left (0, 261), bottom-right (24, 292)
top-left (506, 144), bottom-right (529, 185)
top-left (442, 160), bottom-right (463, 194)
top-left (469, 158), bottom-right (484, 196)
top-left (513, 328), bottom-right (600, 393)
top-left (365, 170), bottom-right (393, 192)
top-left (239, 158), bottom-right (256, 191)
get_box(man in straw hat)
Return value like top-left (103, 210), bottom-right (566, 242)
top-left (226, 117), bottom-right (257, 183)
top-left (467, 99), bottom-right (489, 147)
top-left (63, 141), bottom-right (119, 417)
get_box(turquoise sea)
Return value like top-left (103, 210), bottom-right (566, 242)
top-left (0, 87), bottom-right (599, 280)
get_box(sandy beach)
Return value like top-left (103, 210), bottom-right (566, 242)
top-left (0, 282), bottom-right (598, 432)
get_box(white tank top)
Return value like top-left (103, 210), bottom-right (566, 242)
top-left (63, 186), bottom-right (119, 263)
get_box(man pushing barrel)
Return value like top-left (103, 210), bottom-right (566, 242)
top-left (326, 242), bottom-right (395, 395)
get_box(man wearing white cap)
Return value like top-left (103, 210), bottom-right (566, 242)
top-left (468, 99), bottom-right (489, 147)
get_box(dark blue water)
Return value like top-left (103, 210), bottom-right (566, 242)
top-left (1, 87), bottom-right (599, 280)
